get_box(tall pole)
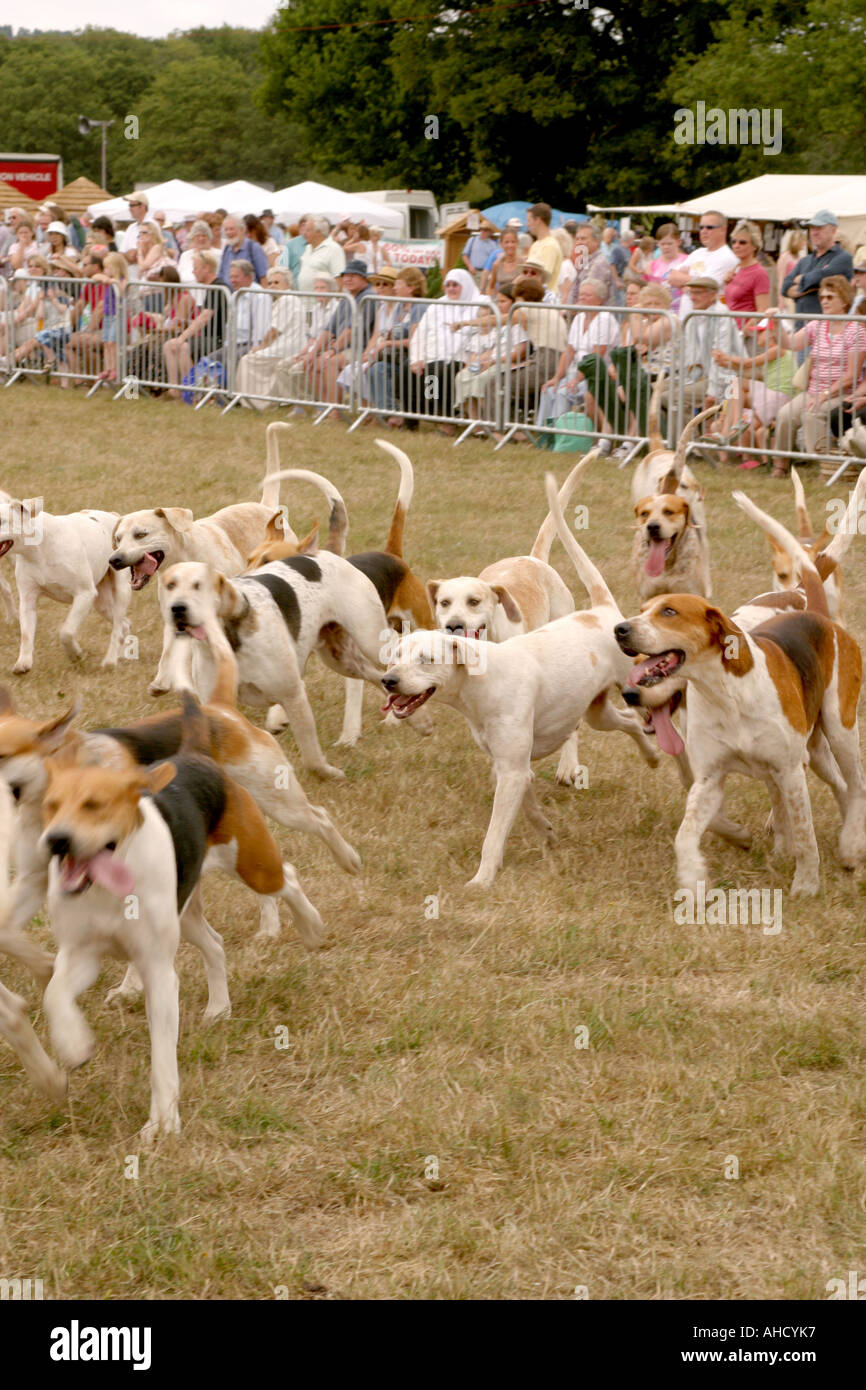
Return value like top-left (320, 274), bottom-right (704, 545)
top-left (101, 123), bottom-right (107, 192)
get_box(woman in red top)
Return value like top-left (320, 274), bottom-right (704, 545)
top-left (722, 220), bottom-right (771, 322)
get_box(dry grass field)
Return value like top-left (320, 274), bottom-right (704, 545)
top-left (1, 387), bottom-right (865, 1301)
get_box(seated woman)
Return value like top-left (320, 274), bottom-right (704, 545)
top-left (360, 266), bottom-right (428, 424)
top-left (766, 276), bottom-right (866, 476)
top-left (2, 215), bottom-right (40, 275)
top-left (708, 318), bottom-right (795, 467)
top-left (645, 223), bottom-right (688, 312)
top-left (163, 250), bottom-right (230, 400)
top-left (399, 268), bottom-right (477, 434)
top-left (454, 284), bottom-right (528, 438)
top-left (126, 266), bottom-right (198, 389)
top-left (10, 260), bottom-right (76, 371)
top-left (272, 273), bottom-right (338, 408)
top-left (507, 275), bottom-right (568, 438)
top-left (235, 268), bottom-right (307, 409)
top-left (579, 282), bottom-right (675, 454)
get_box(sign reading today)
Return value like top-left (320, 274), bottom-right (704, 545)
top-left (379, 238), bottom-right (443, 269)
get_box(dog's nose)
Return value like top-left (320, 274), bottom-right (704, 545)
top-left (647, 523), bottom-right (662, 540)
top-left (622, 688), bottom-right (641, 706)
top-left (381, 675), bottom-right (398, 692)
top-left (445, 622), bottom-right (465, 633)
top-left (171, 603), bottom-right (187, 618)
top-left (108, 553), bottom-right (124, 569)
top-left (46, 833), bottom-right (71, 859)
top-left (614, 622), bottom-right (631, 642)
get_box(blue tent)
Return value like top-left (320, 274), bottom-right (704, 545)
top-left (481, 200), bottom-right (588, 230)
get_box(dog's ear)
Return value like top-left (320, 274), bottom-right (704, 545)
top-left (214, 571), bottom-right (246, 621)
top-left (296, 522), bottom-right (319, 556)
top-left (44, 728), bottom-right (84, 766)
top-left (143, 761), bottom-right (176, 795)
top-left (426, 580), bottom-right (441, 609)
top-left (266, 509), bottom-right (287, 540)
top-left (0, 686), bottom-right (15, 717)
top-left (35, 702), bottom-right (79, 752)
top-left (26, 496), bottom-right (43, 519)
top-left (155, 507), bottom-right (194, 533)
top-left (812, 526), bottom-right (832, 555)
top-left (490, 584), bottom-right (523, 625)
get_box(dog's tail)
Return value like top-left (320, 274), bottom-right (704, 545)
top-left (647, 371), bottom-right (667, 453)
top-left (544, 471), bottom-right (619, 611)
top-left (820, 464), bottom-right (866, 569)
top-left (260, 423), bottom-right (292, 509)
top-left (732, 490), bottom-right (830, 618)
top-left (531, 447), bottom-right (601, 562)
top-left (260, 467), bottom-right (349, 555)
top-left (208, 646), bottom-right (239, 708)
top-left (178, 690), bottom-right (212, 755)
top-left (671, 401), bottom-right (724, 479)
top-left (375, 438), bottom-right (414, 557)
top-left (790, 467), bottom-right (816, 541)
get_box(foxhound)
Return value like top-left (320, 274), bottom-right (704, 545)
top-left (0, 654), bottom-right (360, 948)
top-left (630, 391), bottom-right (721, 602)
top-left (381, 473), bottom-right (657, 889)
top-left (249, 438), bottom-right (435, 742)
top-left (0, 497), bottom-right (131, 674)
top-left (426, 452), bottom-right (596, 785)
top-left (40, 695), bottom-right (324, 1139)
top-left (0, 777), bottom-right (66, 1101)
top-left (158, 545), bottom-right (430, 782)
top-left (764, 468), bottom-right (849, 623)
top-left (615, 495), bottom-right (866, 897)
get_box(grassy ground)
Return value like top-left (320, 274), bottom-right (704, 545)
top-left (1, 387), bottom-right (865, 1301)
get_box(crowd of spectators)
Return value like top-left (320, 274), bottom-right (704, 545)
top-left (2, 193), bottom-right (865, 472)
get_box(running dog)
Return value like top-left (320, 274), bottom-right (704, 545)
top-left (615, 494), bottom-right (866, 897)
top-left (382, 472), bottom-right (657, 889)
top-left (426, 452), bottom-right (596, 785)
top-left (40, 695), bottom-right (325, 1139)
top-left (0, 496), bottom-right (130, 674)
top-left (763, 467), bottom-right (850, 623)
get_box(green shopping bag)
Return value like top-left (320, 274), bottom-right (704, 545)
top-left (552, 411), bottom-right (595, 453)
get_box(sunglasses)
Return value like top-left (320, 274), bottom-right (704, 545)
top-left (128, 201), bottom-right (144, 207)
top-left (731, 238), bottom-right (751, 245)
top-left (699, 224), bottom-right (722, 230)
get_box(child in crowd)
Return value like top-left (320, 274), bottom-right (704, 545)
top-left (95, 252), bottom-right (129, 382)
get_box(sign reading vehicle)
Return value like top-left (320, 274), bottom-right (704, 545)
top-left (0, 153), bottom-right (63, 200)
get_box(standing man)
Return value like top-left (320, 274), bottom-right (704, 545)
top-left (218, 216), bottom-right (269, 285)
top-left (526, 203), bottom-right (562, 289)
top-left (261, 210), bottom-right (285, 247)
top-left (667, 210), bottom-right (737, 318)
top-left (120, 192), bottom-right (151, 268)
top-left (782, 211), bottom-right (854, 316)
top-left (601, 226), bottom-right (629, 304)
top-left (568, 223), bottom-right (615, 304)
top-left (297, 216), bottom-right (346, 291)
top-left (461, 222), bottom-right (498, 285)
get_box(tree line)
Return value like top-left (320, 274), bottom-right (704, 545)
top-left (0, 2), bottom-right (858, 207)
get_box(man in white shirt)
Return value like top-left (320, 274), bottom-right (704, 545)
top-left (537, 281), bottom-right (620, 422)
top-left (667, 210), bottom-right (737, 318)
top-left (120, 192), bottom-right (151, 268)
top-left (526, 202), bottom-right (563, 290)
top-left (678, 276), bottom-right (743, 413)
top-left (297, 216), bottom-right (346, 291)
top-left (229, 260), bottom-right (271, 359)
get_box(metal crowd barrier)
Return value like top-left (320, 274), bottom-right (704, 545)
top-left (115, 278), bottom-right (233, 408)
top-left (500, 302), bottom-right (679, 456)
top-left (1, 272), bottom-right (117, 394)
top-left (3, 277), bottom-right (866, 482)
top-left (675, 309), bottom-right (866, 485)
top-left (222, 289), bottom-right (359, 422)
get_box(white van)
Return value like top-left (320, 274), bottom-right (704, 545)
top-left (356, 189), bottom-right (439, 240)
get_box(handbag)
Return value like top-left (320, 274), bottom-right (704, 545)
top-left (181, 356), bottom-right (226, 405)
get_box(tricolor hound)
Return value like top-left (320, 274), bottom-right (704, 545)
top-left (615, 494), bottom-right (866, 897)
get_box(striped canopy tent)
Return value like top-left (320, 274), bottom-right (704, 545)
top-left (53, 177), bottom-right (112, 216)
top-left (0, 181), bottom-right (41, 213)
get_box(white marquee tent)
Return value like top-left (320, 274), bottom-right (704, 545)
top-left (269, 180), bottom-right (404, 230)
top-left (86, 178), bottom-right (213, 222)
top-left (194, 181), bottom-right (274, 216)
top-left (589, 175), bottom-right (866, 247)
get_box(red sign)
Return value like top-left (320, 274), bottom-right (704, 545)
top-left (0, 157), bottom-right (62, 200)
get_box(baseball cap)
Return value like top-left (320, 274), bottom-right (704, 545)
top-left (808, 210), bottom-right (838, 227)
top-left (46, 221), bottom-right (69, 238)
top-left (125, 192), bottom-right (149, 208)
top-left (853, 245), bottom-right (866, 269)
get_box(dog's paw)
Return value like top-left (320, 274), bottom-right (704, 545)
top-left (100, 654), bottom-right (119, 669)
top-left (337, 844), bottom-right (363, 875)
top-left (465, 871), bottom-right (495, 892)
top-left (203, 999), bottom-right (232, 1023)
top-left (334, 732), bottom-right (360, 748)
top-left (56, 1032), bottom-right (95, 1072)
top-left (265, 704), bottom-right (289, 734)
top-left (147, 681), bottom-right (169, 698)
top-left (12, 658), bottom-right (32, 675)
top-left (313, 762), bottom-right (347, 781)
top-left (790, 872), bottom-right (819, 898)
top-left (140, 1111), bottom-right (181, 1144)
top-left (60, 638), bottom-right (84, 662)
